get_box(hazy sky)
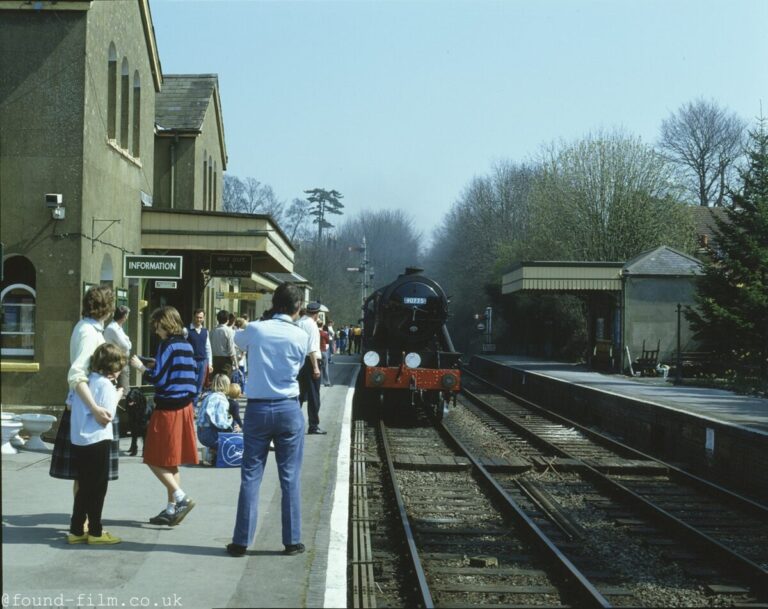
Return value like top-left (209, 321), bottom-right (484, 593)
top-left (150, 0), bottom-right (767, 241)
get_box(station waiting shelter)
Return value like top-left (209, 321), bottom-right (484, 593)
top-left (501, 246), bottom-right (704, 374)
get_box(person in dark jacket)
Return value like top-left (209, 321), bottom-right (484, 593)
top-left (130, 306), bottom-right (198, 526)
top-left (186, 308), bottom-right (212, 402)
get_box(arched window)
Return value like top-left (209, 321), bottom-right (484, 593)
top-left (213, 161), bottom-right (218, 210)
top-left (100, 254), bottom-right (114, 288)
top-left (203, 154), bottom-right (208, 210)
top-left (1, 256), bottom-right (37, 357)
top-left (208, 155), bottom-right (213, 210)
top-left (107, 44), bottom-right (117, 140)
top-left (120, 58), bottom-right (130, 149)
top-left (132, 71), bottom-right (141, 157)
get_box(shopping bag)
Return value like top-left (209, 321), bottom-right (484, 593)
top-left (216, 432), bottom-right (244, 468)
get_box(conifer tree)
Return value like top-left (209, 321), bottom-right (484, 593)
top-left (304, 188), bottom-right (344, 242)
top-left (686, 118), bottom-right (768, 379)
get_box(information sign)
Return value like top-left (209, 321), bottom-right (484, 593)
top-left (124, 255), bottom-right (182, 279)
top-left (155, 281), bottom-right (177, 289)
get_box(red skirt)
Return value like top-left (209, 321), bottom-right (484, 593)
top-left (143, 404), bottom-right (199, 467)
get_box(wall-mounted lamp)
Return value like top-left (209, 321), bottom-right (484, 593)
top-left (46, 193), bottom-right (65, 220)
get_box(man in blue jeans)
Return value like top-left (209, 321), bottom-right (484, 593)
top-left (227, 283), bottom-right (308, 557)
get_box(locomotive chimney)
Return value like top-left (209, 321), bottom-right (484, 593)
top-left (404, 266), bottom-right (423, 276)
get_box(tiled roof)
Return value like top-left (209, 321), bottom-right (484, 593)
top-left (155, 74), bottom-right (218, 131)
top-left (623, 246), bottom-right (702, 276)
top-left (690, 205), bottom-right (729, 239)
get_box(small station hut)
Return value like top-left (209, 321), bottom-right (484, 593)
top-left (501, 246), bottom-right (703, 373)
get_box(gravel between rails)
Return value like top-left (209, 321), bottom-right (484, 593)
top-left (444, 400), bottom-right (759, 607)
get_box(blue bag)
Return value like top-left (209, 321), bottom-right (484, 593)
top-left (216, 432), bottom-right (244, 468)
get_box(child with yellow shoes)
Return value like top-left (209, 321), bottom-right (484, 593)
top-left (67, 343), bottom-right (125, 545)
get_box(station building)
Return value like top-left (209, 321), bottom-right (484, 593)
top-left (502, 246), bottom-right (704, 373)
top-left (0, 0), bottom-right (294, 409)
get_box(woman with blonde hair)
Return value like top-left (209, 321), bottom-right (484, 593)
top-left (130, 306), bottom-right (198, 526)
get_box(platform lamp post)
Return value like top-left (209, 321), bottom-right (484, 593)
top-left (674, 303), bottom-right (682, 385)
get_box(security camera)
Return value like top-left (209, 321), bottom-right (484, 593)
top-left (45, 193), bottom-right (63, 208)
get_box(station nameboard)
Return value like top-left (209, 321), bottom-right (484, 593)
top-left (210, 254), bottom-right (252, 278)
top-left (124, 255), bottom-right (183, 279)
top-left (223, 292), bottom-right (263, 301)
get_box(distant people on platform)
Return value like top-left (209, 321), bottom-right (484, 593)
top-left (319, 322), bottom-right (332, 387)
top-left (103, 305), bottom-right (132, 396)
top-left (339, 325), bottom-right (349, 355)
top-left (227, 282), bottom-right (309, 558)
top-left (67, 342), bottom-right (126, 546)
top-left (228, 382), bottom-right (244, 429)
top-left (352, 325), bottom-right (362, 354)
top-left (130, 306), bottom-right (198, 527)
top-left (186, 309), bottom-right (212, 402)
top-left (211, 309), bottom-right (237, 377)
top-left (197, 373), bottom-right (240, 465)
top-left (297, 302), bottom-right (324, 435)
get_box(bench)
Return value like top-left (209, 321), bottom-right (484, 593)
top-left (671, 351), bottom-right (715, 376)
top-left (633, 339), bottom-right (660, 376)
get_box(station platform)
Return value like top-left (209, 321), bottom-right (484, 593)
top-left (470, 355), bottom-right (768, 500)
top-left (476, 355), bottom-right (768, 435)
top-left (2, 356), bottom-right (360, 609)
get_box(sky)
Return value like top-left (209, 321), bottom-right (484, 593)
top-left (150, 0), bottom-right (768, 242)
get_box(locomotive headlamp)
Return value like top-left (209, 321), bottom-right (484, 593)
top-left (363, 351), bottom-right (380, 367)
top-left (441, 373), bottom-right (458, 389)
top-left (404, 352), bottom-right (421, 369)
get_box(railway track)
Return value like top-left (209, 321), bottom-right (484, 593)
top-left (450, 371), bottom-right (768, 599)
top-left (350, 375), bottom-right (768, 607)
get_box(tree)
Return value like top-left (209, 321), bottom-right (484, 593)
top-left (528, 129), bottom-right (696, 261)
top-left (223, 175), bottom-right (284, 220)
top-left (424, 162), bottom-right (536, 353)
top-left (686, 118), bottom-right (768, 379)
top-left (293, 208), bottom-right (422, 325)
top-left (285, 197), bottom-right (313, 242)
top-left (659, 98), bottom-right (746, 207)
top-left (304, 188), bottom-right (344, 241)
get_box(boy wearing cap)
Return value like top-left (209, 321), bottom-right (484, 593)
top-left (296, 302), bottom-right (324, 434)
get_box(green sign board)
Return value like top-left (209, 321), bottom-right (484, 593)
top-left (210, 254), bottom-right (252, 278)
top-left (124, 255), bottom-right (183, 279)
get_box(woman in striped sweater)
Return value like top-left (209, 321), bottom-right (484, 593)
top-left (130, 306), bottom-right (198, 526)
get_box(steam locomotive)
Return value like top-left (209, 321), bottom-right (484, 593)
top-left (360, 267), bottom-right (461, 417)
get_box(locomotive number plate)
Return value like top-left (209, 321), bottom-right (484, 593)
top-left (403, 297), bottom-right (427, 304)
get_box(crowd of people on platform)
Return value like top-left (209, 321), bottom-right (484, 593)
top-left (51, 284), bottom-right (357, 557)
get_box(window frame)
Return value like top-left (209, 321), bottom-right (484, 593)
top-left (1, 283), bottom-right (36, 357)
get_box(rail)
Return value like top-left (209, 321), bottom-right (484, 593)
top-left (461, 368), bottom-right (768, 594)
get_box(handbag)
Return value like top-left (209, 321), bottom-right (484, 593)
top-left (216, 432), bottom-right (244, 468)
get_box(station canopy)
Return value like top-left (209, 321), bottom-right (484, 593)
top-left (502, 261), bottom-right (624, 295)
top-left (502, 247), bottom-right (702, 295)
top-left (141, 209), bottom-right (295, 285)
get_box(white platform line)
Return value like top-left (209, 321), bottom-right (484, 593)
top-left (323, 369), bottom-right (357, 608)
